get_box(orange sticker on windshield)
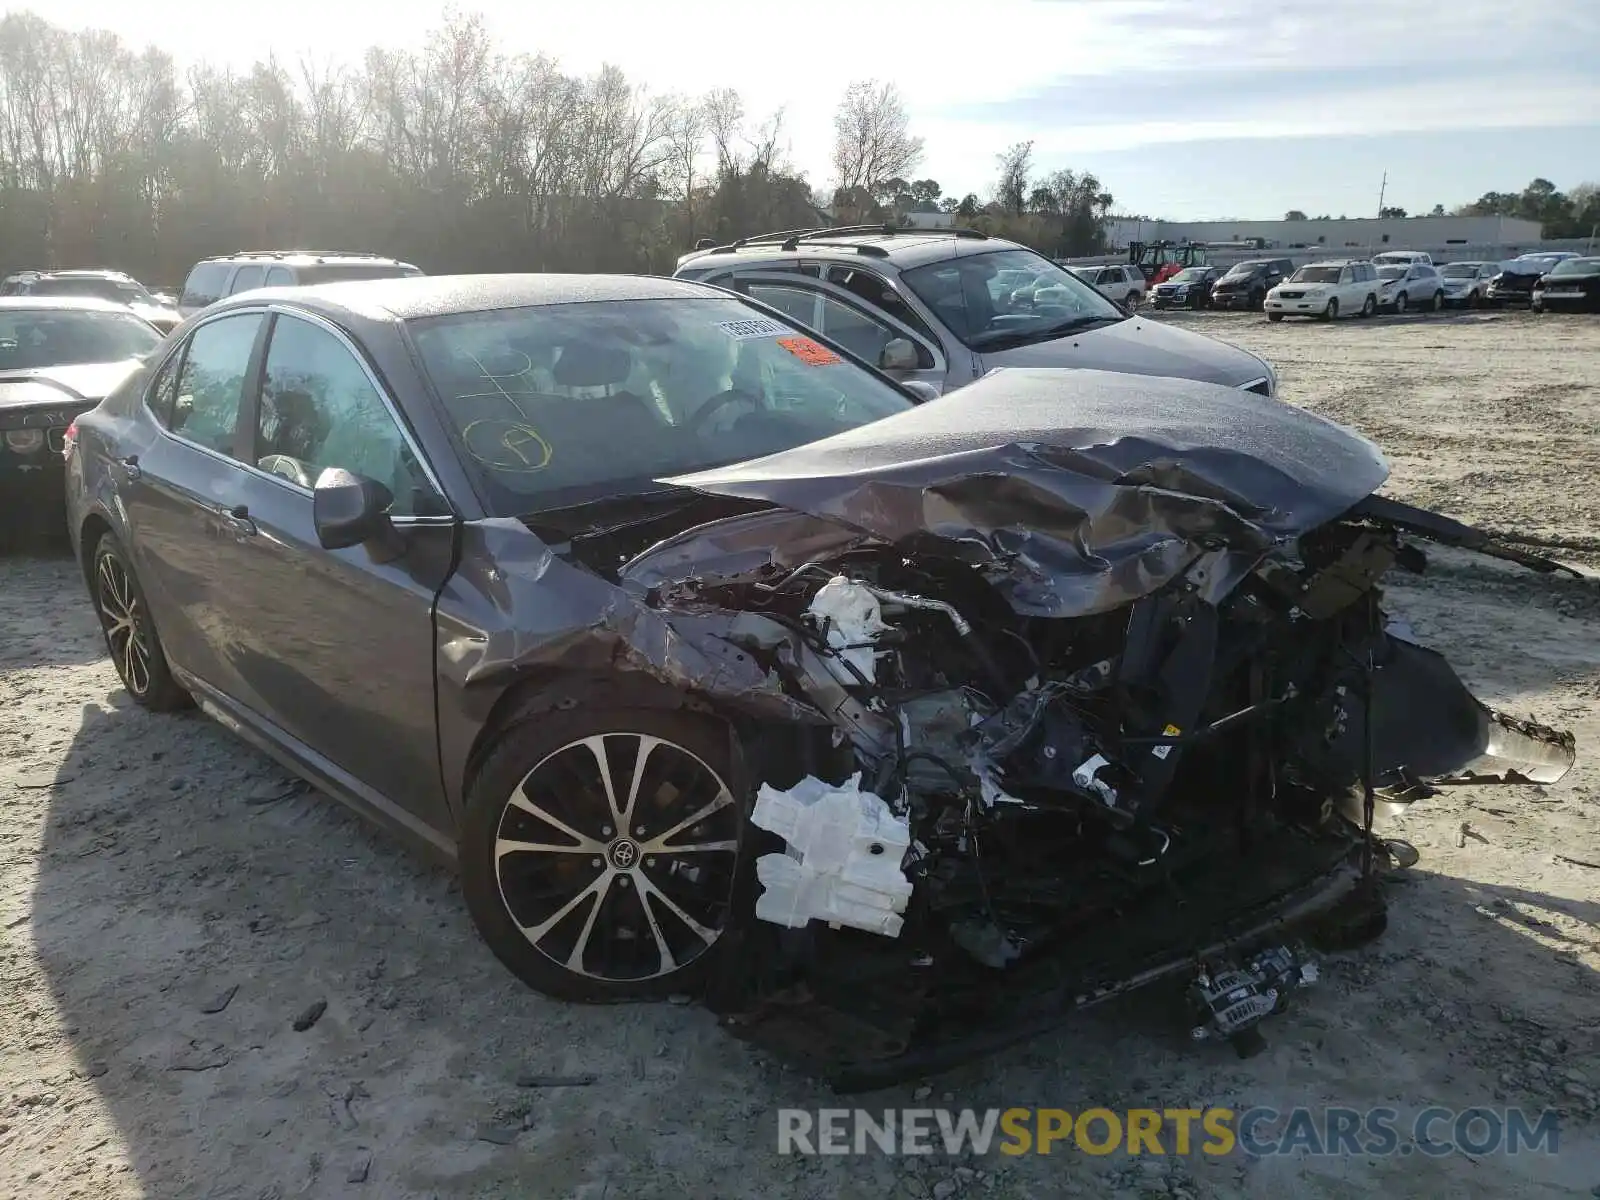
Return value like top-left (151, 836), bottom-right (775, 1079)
top-left (776, 336), bottom-right (841, 366)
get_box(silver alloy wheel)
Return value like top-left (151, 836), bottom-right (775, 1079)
top-left (96, 552), bottom-right (151, 696)
top-left (493, 733), bottom-right (740, 982)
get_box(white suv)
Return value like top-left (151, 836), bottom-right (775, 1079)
top-left (1066, 264), bottom-right (1147, 309)
top-left (1265, 260), bottom-right (1380, 321)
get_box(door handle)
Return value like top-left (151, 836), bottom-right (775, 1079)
top-left (119, 454), bottom-right (141, 481)
top-left (219, 504), bottom-right (258, 537)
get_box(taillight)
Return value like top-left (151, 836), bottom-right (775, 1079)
top-left (62, 419), bottom-right (78, 460)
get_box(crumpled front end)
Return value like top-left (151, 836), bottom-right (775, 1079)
top-left (451, 371), bottom-right (1579, 1086)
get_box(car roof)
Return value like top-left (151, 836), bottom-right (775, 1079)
top-left (38, 269), bottom-right (136, 280)
top-left (200, 251), bottom-right (417, 268)
top-left (211, 273), bottom-right (724, 323)
top-left (679, 227), bottom-right (1021, 273)
top-left (0, 295), bottom-right (142, 314)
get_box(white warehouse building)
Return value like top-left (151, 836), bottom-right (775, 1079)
top-left (1102, 215), bottom-right (1545, 257)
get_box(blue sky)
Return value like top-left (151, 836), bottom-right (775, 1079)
top-left (16, 0), bottom-right (1600, 219)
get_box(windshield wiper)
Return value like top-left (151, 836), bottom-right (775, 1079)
top-left (969, 314), bottom-right (1123, 352)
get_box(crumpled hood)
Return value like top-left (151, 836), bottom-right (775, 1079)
top-left (0, 359), bottom-right (142, 410)
top-left (664, 367), bottom-right (1389, 617)
top-left (977, 316), bottom-right (1267, 389)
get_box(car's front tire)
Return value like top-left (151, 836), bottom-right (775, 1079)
top-left (1361, 294), bottom-right (1377, 318)
top-left (89, 533), bottom-right (190, 711)
top-left (1322, 298), bottom-right (1339, 321)
top-left (461, 708), bottom-right (746, 1003)
top-left (1394, 291), bottom-right (1409, 314)
top-left (1267, 312), bottom-right (1283, 322)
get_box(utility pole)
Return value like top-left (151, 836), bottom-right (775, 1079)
top-left (1377, 172), bottom-right (1387, 217)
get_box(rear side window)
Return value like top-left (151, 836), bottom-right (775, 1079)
top-left (181, 263), bottom-right (231, 309)
top-left (169, 313), bottom-right (264, 457)
top-left (265, 266), bottom-right (295, 286)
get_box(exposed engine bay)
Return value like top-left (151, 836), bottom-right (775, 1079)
top-left (517, 370), bottom-right (1580, 1089)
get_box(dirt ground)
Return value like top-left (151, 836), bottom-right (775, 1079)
top-left (3, 309), bottom-right (1599, 1199)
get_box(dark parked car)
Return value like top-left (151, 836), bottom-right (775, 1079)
top-left (1, 297), bottom-right (163, 546)
top-left (1532, 256), bottom-right (1600, 313)
top-left (1486, 253), bottom-right (1580, 307)
top-left (63, 275), bottom-right (1576, 1087)
top-left (1209, 259), bottom-right (1294, 310)
top-left (1148, 265), bottom-right (1224, 309)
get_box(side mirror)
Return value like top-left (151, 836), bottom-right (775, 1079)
top-left (901, 380), bottom-right (940, 402)
top-left (313, 467), bottom-right (404, 561)
top-left (877, 337), bottom-right (920, 372)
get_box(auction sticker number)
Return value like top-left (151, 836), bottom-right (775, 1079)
top-left (717, 318), bottom-right (788, 340)
top-left (461, 417), bottom-right (553, 472)
top-left (776, 336), bottom-right (842, 366)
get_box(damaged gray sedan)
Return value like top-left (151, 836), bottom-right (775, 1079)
top-left (64, 275), bottom-right (1577, 1089)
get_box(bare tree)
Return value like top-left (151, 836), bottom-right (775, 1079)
top-left (830, 79), bottom-right (922, 198)
top-left (995, 140), bottom-right (1031, 217)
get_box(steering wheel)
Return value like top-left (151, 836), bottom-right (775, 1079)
top-left (258, 453), bottom-right (315, 489)
top-left (689, 387), bottom-right (762, 434)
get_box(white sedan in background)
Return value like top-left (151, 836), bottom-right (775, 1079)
top-left (1264, 260), bottom-right (1380, 321)
top-left (1066, 264), bottom-right (1147, 309)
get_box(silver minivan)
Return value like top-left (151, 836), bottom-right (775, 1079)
top-left (674, 228), bottom-right (1277, 398)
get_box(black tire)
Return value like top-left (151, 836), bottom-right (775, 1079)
top-left (89, 533), bottom-right (190, 711)
top-left (1267, 312), bottom-right (1284, 322)
top-left (1321, 298), bottom-right (1339, 321)
top-left (1468, 290), bottom-right (1481, 309)
top-left (461, 707), bottom-right (745, 1003)
top-left (1125, 291), bottom-right (1139, 310)
top-left (1251, 289), bottom-right (1265, 310)
top-left (1361, 294), bottom-right (1377, 318)
top-left (1431, 290), bottom-right (1443, 312)
top-left (1532, 303), bottom-right (1544, 314)
top-left (1394, 292), bottom-right (1408, 314)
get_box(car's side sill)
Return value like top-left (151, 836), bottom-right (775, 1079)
top-left (180, 672), bottom-right (459, 870)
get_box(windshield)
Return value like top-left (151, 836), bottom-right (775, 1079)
top-left (1441, 264), bottom-right (1481, 279)
top-left (1221, 262), bottom-right (1265, 279)
top-left (899, 249), bottom-right (1125, 351)
top-left (408, 296), bottom-right (914, 515)
top-left (1169, 268), bottom-right (1208, 283)
top-left (0, 308), bottom-right (161, 369)
top-left (1549, 258), bottom-right (1600, 277)
top-left (1291, 266), bottom-right (1342, 284)
top-left (25, 276), bottom-right (153, 304)
top-left (1377, 266), bottom-right (1406, 281)
top-left (298, 264), bottom-right (422, 284)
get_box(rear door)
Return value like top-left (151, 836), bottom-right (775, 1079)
top-left (198, 307), bottom-right (458, 834)
top-left (113, 309), bottom-right (270, 694)
top-left (710, 270), bottom-right (948, 394)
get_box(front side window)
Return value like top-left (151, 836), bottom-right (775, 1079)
top-left (0, 309), bottom-right (160, 371)
top-left (170, 313), bottom-right (264, 457)
top-left (900, 248), bottom-right (1125, 351)
top-left (407, 296), bottom-right (914, 515)
top-left (255, 314), bottom-right (439, 515)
